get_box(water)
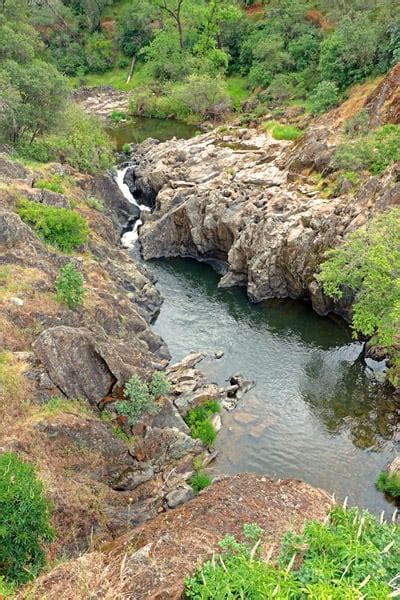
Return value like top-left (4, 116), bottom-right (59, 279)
top-left (107, 117), bottom-right (198, 150)
top-left (143, 257), bottom-right (399, 514)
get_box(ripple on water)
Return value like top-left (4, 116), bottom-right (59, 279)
top-left (142, 256), bottom-right (399, 514)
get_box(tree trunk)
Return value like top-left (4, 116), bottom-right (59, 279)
top-left (126, 55), bottom-right (137, 84)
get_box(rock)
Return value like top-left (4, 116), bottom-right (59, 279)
top-left (365, 63), bottom-right (400, 127)
top-left (81, 173), bottom-right (140, 233)
top-left (0, 211), bottom-right (39, 247)
top-left (10, 296), bottom-right (24, 306)
top-left (165, 485), bottom-right (194, 508)
top-left (167, 352), bottom-right (207, 373)
top-left (35, 413), bottom-right (133, 483)
top-left (229, 374), bottom-right (255, 394)
top-left (210, 413), bottom-right (222, 432)
top-left (174, 384), bottom-right (220, 417)
top-left (151, 399), bottom-right (190, 435)
top-left (26, 187), bottom-right (71, 209)
top-left (132, 427), bottom-right (202, 466)
top-left (32, 474), bottom-right (332, 599)
top-left (0, 154), bottom-right (31, 181)
top-left (112, 465), bottom-right (155, 491)
top-left (388, 457), bottom-right (400, 476)
top-left (33, 326), bottom-right (154, 404)
top-left (214, 349), bottom-right (224, 359)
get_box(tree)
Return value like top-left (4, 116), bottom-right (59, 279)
top-left (118, 0), bottom-right (153, 57)
top-left (152, 0), bottom-right (185, 49)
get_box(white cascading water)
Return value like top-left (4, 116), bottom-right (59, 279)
top-left (115, 165), bottom-right (150, 248)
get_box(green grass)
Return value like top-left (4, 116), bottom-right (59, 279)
top-left (70, 61), bottom-right (151, 92)
top-left (226, 75), bottom-right (251, 109)
top-left (185, 506), bottom-right (400, 598)
top-left (262, 120), bottom-right (303, 141)
top-left (185, 400), bottom-right (220, 448)
top-left (190, 472), bottom-right (212, 494)
top-left (377, 471), bottom-right (400, 499)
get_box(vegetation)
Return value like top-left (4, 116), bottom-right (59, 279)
top-left (185, 400), bottom-right (220, 447)
top-left (17, 199), bottom-right (89, 252)
top-left (185, 506), bottom-right (400, 598)
top-left (0, 452), bottom-right (54, 585)
top-left (318, 208), bottom-right (400, 385)
top-left (262, 120), bottom-right (303, 141)
top-left (34, 175), bottom-right (65, 194)
top-left (377, 471), bottom-right (400, 499)
top-left (85, 196), bottom-right (104, 212)
top-left (55, 260), bottom-right (85, 309)
top-left (332, 124), bottom-right (400, 175)
top-left (116, 372), bottom-right (170, 427)
top-left (190, 471), bottom-right (212, 495)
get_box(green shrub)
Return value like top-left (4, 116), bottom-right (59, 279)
top-left (310, 80), bottom-right (339, 115)
top-left (186, 507), bottom-right (400, 598)
top-left (318, 208), bottom-right (400, 349)
top-left (34, 175), bottom-right (65, 194)
top-left (149, 371), bottom-right (171, 398)
top-left (85, 196), bottom-right (104, 212)
top-left (332, 124), bottom-right (400, 175)
top-left (17, 199), bottom-right (89, 252)
top-left (55, 261), bottom-right (85, 309)
top-left (116, 372), bottom-right (168, 427)
top-left (376, 471), bottom-right (400, 498)
top-left (16, 105), bottom-right (114, 174)
top-left (122, 143), bottom-right (131, 155)
top-left (0, 577), bottom-right (15, 597)
top-left (0, 452), bottom-right (54, 584)
top-left (190, 471), bottom-right (212, 494)
top-left (185, 400), bottom-right (220, 447)
top-left (111, 111), bottom-right (127, 123)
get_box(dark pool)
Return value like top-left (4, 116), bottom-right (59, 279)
top-left (107, 116), bottom-right (198, 149)
top-left (144, 257), bottom-right (399, 515)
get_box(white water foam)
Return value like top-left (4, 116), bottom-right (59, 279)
top-left (115, 165), bottom-right (150, 248)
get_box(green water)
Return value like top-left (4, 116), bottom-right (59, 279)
top-left (144, 257), bottom-right (399, 514)
top-left (107, 117), bottom-right (198, 149)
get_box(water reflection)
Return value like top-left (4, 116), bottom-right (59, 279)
top-left (143, 256), bottom-right (400, 512)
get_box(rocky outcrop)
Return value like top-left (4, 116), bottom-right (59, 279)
top-left (365, 63), bottom-right (400, 127)
top-left (25, 474), bottom-right (332, 599)
top-left (134, 129), bottom-right (399, 313)
top-left (73, 86), bottom-right (130, 119)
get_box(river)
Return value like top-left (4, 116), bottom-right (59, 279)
top-left (113, 120), bottom-right (399, 516)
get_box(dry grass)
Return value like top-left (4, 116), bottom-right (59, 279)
top-left (0, 351), bottom-right (31, 424)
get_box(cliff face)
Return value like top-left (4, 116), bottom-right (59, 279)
top-left (131, 129), bottom-right (398, 318)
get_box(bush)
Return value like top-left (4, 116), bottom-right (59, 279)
top-left (116, 372), bottom-right (169, 427)
top-left (0, 452), bottom-right (54, 584)
top-left (122, 143), bottom-right (131, 155)
top-left (190, 472), bottom-right (212, 494)
top-left (85, 196), bottom-right (104, 212)
top-left (317, 208), bottom-right (400, 383)
top-left (185, 400), bottom-right (220, 447)
top-left (376, 471), bottom-right (400, 499)
top-left (185, 507), bottom-right (400, 598)
top-left (332, 124), bottom-right (400, 175)
top-left (16, 105), bottom-right (114, 174)
top-left (170, 75), bottom-right (232, 122)
top-left (310, 80), bottom-right (339, 115)
top-left (34, 175), bottom-right (65, 194)
top-left (56, 261), bottom-right (85, 309)
top-left (17, 199), bottom-right (89, 252)
top-left (149, 371), bottom-right (171, 398)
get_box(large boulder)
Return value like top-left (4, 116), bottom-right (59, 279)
top-left (33, 326), bottom-right (153, 404)
top-left (0, 154), bottom-right (32, 181)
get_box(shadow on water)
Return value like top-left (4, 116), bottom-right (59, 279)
top-left (142, 249), bottom-right (399, 515)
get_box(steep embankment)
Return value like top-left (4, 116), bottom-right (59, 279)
top-left (21, 474), bottom-right (332, 599)
top-left (0, 155), bottom-right (245, 557)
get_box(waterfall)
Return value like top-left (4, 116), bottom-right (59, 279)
top-left (115, 165), bottom-right (150, 248)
